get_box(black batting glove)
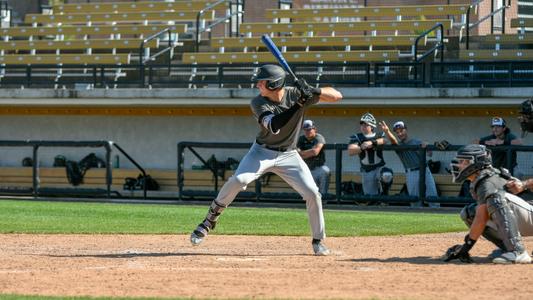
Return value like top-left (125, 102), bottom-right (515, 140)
top-left (294, 79), bottom-right (320, 105)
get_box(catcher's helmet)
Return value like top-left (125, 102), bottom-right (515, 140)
top-left (252, 64), bottom-right (286, 90)
top-left (450, 144), bottom-right (492, 183)
top-left (360, 112), bottom-right (377, 128)
top-left (519, 98), bottom-right (533, 134)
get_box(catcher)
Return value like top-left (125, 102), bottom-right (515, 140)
top-left (444, 144), bottom-right (533, 264)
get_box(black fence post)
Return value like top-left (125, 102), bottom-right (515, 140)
top-left (177, 142), bottom-right (185, 199)
top-left (335, 144), bottom-right (343, 204)
top-left (419, 147), bottom-right (427, 205)
top-left (32, 145), bottom-right (39, 198)
top-left (105, 142), bottom-right (112, 198)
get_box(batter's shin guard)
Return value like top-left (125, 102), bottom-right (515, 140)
top-left (460, 203), bottom-right (506, 250)
top-left (195, 200), bottom-right (227, 237)
top-left (487, 193), bottom-right (525, 253)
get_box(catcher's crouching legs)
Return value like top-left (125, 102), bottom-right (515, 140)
top-left (486, 193), bottom-right (531, 264)
top-left (460, 203), bottom-right (507, 254)
top-left (190, 200), bottom-right (227, 246)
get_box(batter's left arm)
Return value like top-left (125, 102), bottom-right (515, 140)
top-left (318, 87), bottom-right (342, 103)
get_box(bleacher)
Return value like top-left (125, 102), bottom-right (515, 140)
top-left (0, 0), bottom-right (232, 87)
top-left (182, 3), bottom-right (465, 66)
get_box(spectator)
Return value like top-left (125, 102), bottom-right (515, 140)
top-left (297, 120), bottom-right (331, 199)
top-left (347, 113), bottom-right (393, 197)
top-left (473, 117), bottom-right (522, 171)
top-left (380, 120), bottom-right (440, 208)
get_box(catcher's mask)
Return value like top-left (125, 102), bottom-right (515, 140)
top-left (450, 144), bottom-right (492, 183)
top-left (519, 98), bottom-right (533, 135)
top-left (252, 64), bottom-right (286, 90)
top-left (360, 112), bottom-right (377, 128)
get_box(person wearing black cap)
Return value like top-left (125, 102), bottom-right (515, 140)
top-left (380, 120), bottom-right (440, 208)
top-left (473, 117), bottom-right (522, 171)
top-left (297, 119), bottom-right (330, 199)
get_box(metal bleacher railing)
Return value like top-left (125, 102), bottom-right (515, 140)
top-left (176, 142), bottom-right (533, 206)
top-left (2, 60), bottom-right (533, 88)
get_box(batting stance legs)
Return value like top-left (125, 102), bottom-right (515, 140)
top-left (190, 143), bottom-right (326, 250)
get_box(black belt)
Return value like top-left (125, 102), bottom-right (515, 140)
top-left (256, 140), bottom-right (288, 152)
top-left (406, 167), bottom-right (420, 172)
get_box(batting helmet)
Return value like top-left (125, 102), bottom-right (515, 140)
top-left (519, 98), bottom-right (533, 134)
top-left (360, 113), bottom-right (377, 128)
top-left (252, 64), bottom-right (286, 90)
top-left (450, 144), bottom-right (492, 183)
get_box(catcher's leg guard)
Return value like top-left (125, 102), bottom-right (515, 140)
top-left (190, 200), bottom-right (227, 246)
top-left (379, 167), bottom-right (393, 196)
top-left (486, 192), bottom-right (525, 253)
top-left (460, 203), bottom-right (507, 251)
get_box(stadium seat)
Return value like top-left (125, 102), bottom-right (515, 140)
top-left (211, 35), bottom-right (423, 50)
top-left (511, 18), bottom-right (533, 28)
top-left (265, 4), bottom-right (470, 19)
top-left (52, 0), bottom-right (222, 14)
top-left (0, 39), bottom-right (158, 52)
top-left (182, 50), bottom-right (400, 64)
top-left (0, 54), bottom-right (131, 65)
top-left (460, 50), bottom-right (533, 61)
top-left (25, 11), bottom-right (215, 25)
top-left (239, 19), bottom-right (453, 35)
top-left (0, 24), bottom-right (187, 39)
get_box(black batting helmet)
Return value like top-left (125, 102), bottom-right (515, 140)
top-left (252, 64), bottom-right (286, 90)
top-left (450, 144), bottom-right (492, 183)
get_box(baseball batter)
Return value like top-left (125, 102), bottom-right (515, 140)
top-left (444, 144), bottom-right (533, 264)
top-left (189, 64), bottom-right (342, 255)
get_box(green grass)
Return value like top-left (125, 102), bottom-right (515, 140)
top-left (0, 199), bottom-right (466, 236)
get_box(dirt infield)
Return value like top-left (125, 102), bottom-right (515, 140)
top-left (1, 233), bottom-right (533, 299)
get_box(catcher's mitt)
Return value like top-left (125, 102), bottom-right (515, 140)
top-left (442, 244), bottom-right (474, 263)
top-left (434, 139), bottom-right (450, 151)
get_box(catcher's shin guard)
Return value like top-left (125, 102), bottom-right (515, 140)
top-left (460, 203), bottom-right (507, 250)
top-left (486, 192), bottom-right (525, 253)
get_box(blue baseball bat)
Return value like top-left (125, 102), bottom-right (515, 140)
top-left (261, 34), bottom-right (298, 81)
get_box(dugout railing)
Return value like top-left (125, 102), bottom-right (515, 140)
top-left (0, 140), bottom-right (150, 199)
top-left (177, 142), bottom-right (533, 206)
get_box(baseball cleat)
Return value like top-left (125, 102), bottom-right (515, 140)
top-left (487, 248), bottom-right (504, 260)
top-left (190, 230), bottom-right (205, 246)
top-left (312, 239), bottom-right (331, 256)
top-left (492, 250), bottom-right (531, 264)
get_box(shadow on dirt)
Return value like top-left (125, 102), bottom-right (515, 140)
top-left (45, 251), bottom-right (313, 258)
top-left (346, 256), bottom-right (491, 264)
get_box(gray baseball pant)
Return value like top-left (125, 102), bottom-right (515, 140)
top-left (507, 193), bottom-right (533, 236)
top-left (214, 142), bottom-right (326, 240)
top-left (310, 165), bottom-right (330, 197)
top-left (361, 167), bottom-right (382, 196)
top-left (407, 167), bottom-right (440, 208)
